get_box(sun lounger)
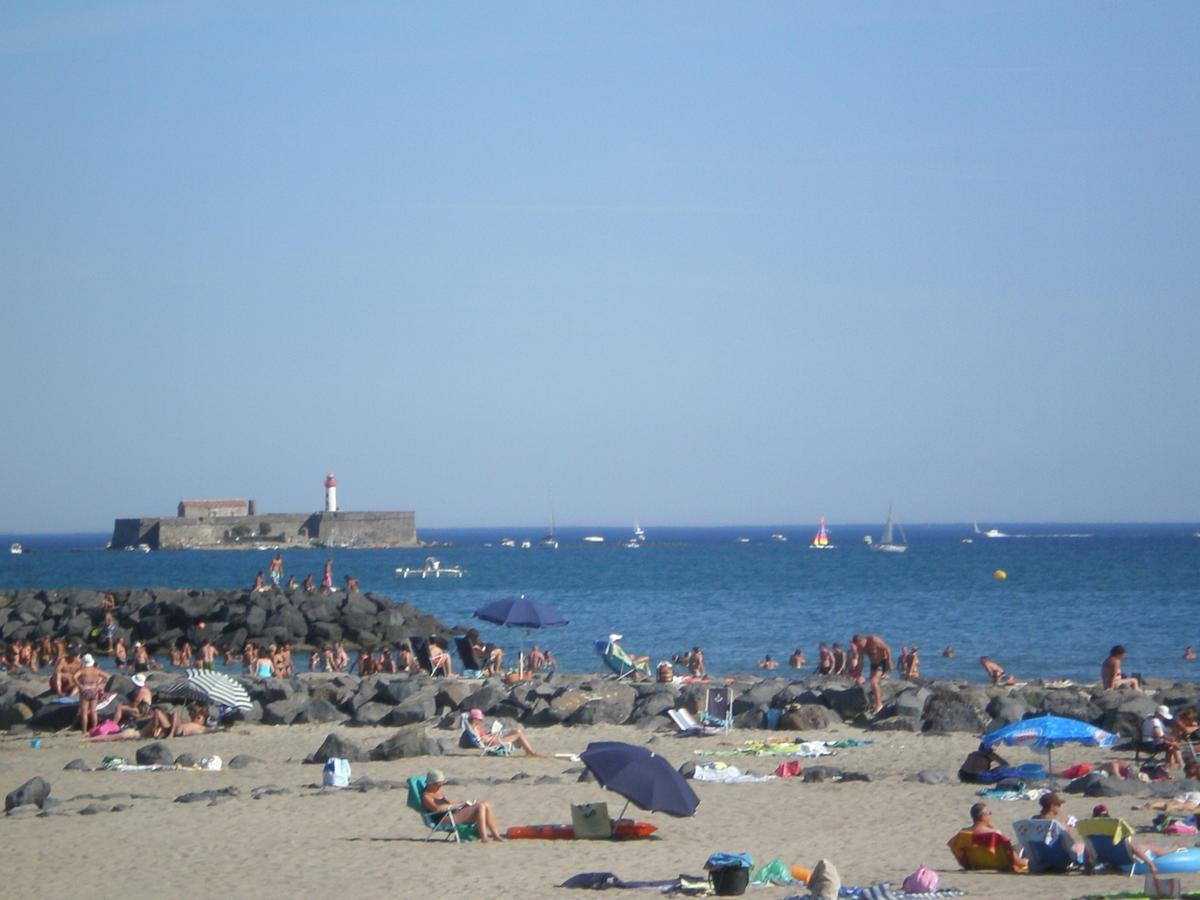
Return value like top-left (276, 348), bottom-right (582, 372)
top-left (701, 687), bottom-right (732, 733)
top-left (1013, 817), bottom-right (1084, 872)
top-left (454, 636), bottom-right (485, 677)
top-left (947, 828), bottom-right (1028, 871)
top-left (458, 713), bottom-right (513, 756)
top-left (594, 639), bottom-right (649, 680)
top-left (406, 775), bottom-right (477, 842)
top-left (668, 708), bottom-right (721, 736)
top-left (410, 636), bottom-right (449, 676)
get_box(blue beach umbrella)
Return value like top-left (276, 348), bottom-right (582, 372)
top-left (580, 741), bottom-right (700, 821)
top-left (473, 594), bottom-right (568, 676)
top-left (982, 714), bottom-right (1115, 778)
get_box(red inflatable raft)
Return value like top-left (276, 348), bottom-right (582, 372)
top-left (506, 820), bottom-right (657, 840)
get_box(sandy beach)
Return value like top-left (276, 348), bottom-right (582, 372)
top-left (2, 714), bottom-right (1193, 900)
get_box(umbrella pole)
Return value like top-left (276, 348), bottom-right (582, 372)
top-left (617, 799), bottom-right (630, 822)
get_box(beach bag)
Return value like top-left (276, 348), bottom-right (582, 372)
top-left (323, 757), bottom-right (351, 788)
top-left (570, 802), bottom-right (611, 839)
top-left (1144, 872), bottom-right (1182, 898)
top-left (774, 760), bottom-right (803, 778)
top-left (902, 865), bottom-right (939, 893)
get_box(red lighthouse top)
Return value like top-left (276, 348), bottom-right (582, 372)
top-left (325, 473), bottom-right (336, 488)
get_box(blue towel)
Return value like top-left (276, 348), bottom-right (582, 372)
top-left (705, 852), bottom-right (753, 869)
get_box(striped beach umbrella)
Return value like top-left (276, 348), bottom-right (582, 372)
top-left (159, 669), bottom-right (253, 710)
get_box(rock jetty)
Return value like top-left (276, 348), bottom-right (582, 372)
top-left (0, 587), bottom-right (451, 655)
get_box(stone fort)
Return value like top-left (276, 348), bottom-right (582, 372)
top-left (110, 474), bottom-right (417, 550)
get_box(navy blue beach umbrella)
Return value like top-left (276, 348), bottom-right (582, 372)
top-left (580, 741), bottom-right (700, 821)
top-left (473, 594), bottom-right (568, 676)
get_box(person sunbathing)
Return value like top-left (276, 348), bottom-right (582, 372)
top-left (1079, 804), bottom-right (1181, 873)
top-left (428, 638), bottom-right (454, 675)
top-left (467, 708), bottom-right (540, 756)
top-left (947, 802), bottom-right (1027, 871)
top-left (979, 656), bottom-right (1014, 685)
top-left (1102, 645), bottom-right (1141, 691)
top-left (421, 769), bottom-right (504, 842)
top-left (169, 704), bottom-right (215, 737)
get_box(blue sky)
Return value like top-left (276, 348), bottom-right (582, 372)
top-left (2, 2), bottom-right (1197, 532)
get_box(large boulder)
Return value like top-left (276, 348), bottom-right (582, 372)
top-left (370, 724), bottom-right (437, 761)
top-left (565, 682), bottom-right (637, 726)
top-left (1099, 693), bottom-right (1158, 740)
top-left (985, 695), bottom-right (1029, 730)
top-left (136, 742), bottom-right (174, 766)
top-left (780, 704), bottom-right (840, 732)
top-left (5, 776), bottom-right (50, 811)
top-left (262, 694), bottom-right (310, 726)
top-left (293, 698), bottom-right (345, 725)
top-left (923, 696), bottom-right (985, 734)
top-left (305, 732), bottom-right (371, 764)
top-left (891, 687), bottom-right (931, 719)
top-left (823, 685), bottom-right (871, 720)
top-left (383, 690), bottom-right (439, 726)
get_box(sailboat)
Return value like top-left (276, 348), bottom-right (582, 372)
top-left (809, 517), bottom-right (835, 550)
top-left (871, 505), bottom-right (907, 553)
top-left (539, 506), bottom-right (559, 548)
top-left (632, 520), bottom-right (646, 543)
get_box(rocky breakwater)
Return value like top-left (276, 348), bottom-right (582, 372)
top-left (0, 587), bottom-right (451, 656)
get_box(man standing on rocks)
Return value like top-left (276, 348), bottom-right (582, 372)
top-left (851, 634), bottom-right (893, 716)
top-left (268, 553), bottom-right (284, 591)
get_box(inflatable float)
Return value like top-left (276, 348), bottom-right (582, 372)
top-left (1131, 847), bottom-right (1200, 875)
top-left (506, 820), bottom-right (657, 840)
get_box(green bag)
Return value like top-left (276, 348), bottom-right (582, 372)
top-left (750, 859), bottom-right (795, 885)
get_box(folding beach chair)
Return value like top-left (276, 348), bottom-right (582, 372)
top-left (458, 713), bottom-right (513, 756)
top-left (454, 637), bottom-right (485, 678)
top-left (1013, 817), bottom-right (1085, 872)
top-left (594, 639), bottom-right (649, 681)
top-left (405, 775), bottom-right (477, 842)
top-left (410, 636), bottom-right (449, 677)
top-left (1077, 816), bottom-right (1140, 874)
top-left (668, 707), bottom-right (720, 736)
top-left (701, 687), bottom-right (732, 733)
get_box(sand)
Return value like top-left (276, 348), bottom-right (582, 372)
top-left (0, 719), bottom-right (1191, 899)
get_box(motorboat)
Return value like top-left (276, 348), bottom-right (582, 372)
top-left (736, 537), bottom-right (750, 544)
top-left (9, 543), bottom-right (22, 555)
top-left (396, 556), bottom-right (465, 579)
top-left (809, 517), bottom-right (835, 550)
top-left (582, 535), bottom-right (605, 544)
top-left (632, 521), bottom-right (646, 542)
top-left (870, 506), bottom-right (907, 553)
top-left (519, 540), bottom-right (532, 549)
top-left (770, 533), bottom-right (787, 542)
top-left (622, 539), bottom-right (640, 548)
top-left (137, 543), bottom-right (152, 553)
top-left (974, 522), bottom-right (1007, 539)
top-left (499, 538), bottom-right (516, 548)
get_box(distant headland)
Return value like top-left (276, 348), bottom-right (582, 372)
top-left (109, 473), bottom-right (418, 551)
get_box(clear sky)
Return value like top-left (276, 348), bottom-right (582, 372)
top-left (2, 2), bottom-right (1197, 532)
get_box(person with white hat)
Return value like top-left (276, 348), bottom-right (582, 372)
top-left (420, 770), bottom-right (504, 842)
top-left (1142, 704), bottom-right (1183, 770)
top-left (73, 652), bottom-right (107, 734)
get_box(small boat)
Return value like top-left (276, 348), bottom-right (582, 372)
top-left (809, 517), bottom-right (835, 550)
top-left (137, 543), bottom-right (152, 553)
top-left (499, 538), bottom-right (516, 548)
top-left (622, 540), bottom-right (640, 549)
top-left (871, 506), bottom-right (907, 553)
top-left (974, 522), bottom-right (1007, 539)
top-left (735, 537), bottom-right (750, 544)
top-left (632, 521), bottom-right (646, 543)
top-left (396, 557), bottom-right (465, 579)
top-left (770, 533), bottom-right (787, 542)
top-left (540, 506), bottom-right (559, 548)
top-left (519, 540), bottom-right (532, 550)
top-left (582, 535), bottom-right (605, 544)
top-left (10, 542), bottom-right (22, 555)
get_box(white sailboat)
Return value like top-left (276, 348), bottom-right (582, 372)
top-left (810, 517), bottom-right (835, 550)
top-left (539, 506), bottom-right (559, 548)
top-left (871, 505), bottom-right (907, 553)
top-left (632, 520), bottom-right (646, 543)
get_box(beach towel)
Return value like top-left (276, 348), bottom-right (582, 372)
top-left (751, 859), bottom-right (795, 885)
top-left (782, 885), bottom-right (967, 899)
top-left (692, 763), bottom-right (773, 784)
top-left (696, 740), bottom-right (833, 759)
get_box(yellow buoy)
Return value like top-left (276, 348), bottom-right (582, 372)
top-left (994, 569), bottom-right (1007, 581)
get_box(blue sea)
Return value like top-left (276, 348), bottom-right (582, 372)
top-left (2, 523), bottom-right (1198, 684)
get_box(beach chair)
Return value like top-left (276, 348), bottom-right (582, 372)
top-left (701, 687), bottom-right (732, 733)
top-left (668, 707), bottom-right (720, 736)
top-left (1013, 817), bottom-right (1084, 872)
top-left (594, 639), bottom-right (649, 681)
top-left (458, 713), bottom-right (513, 756)
top-left (1077, 816), bottom-right (1139, 874)
top-left (406, 775), bottom-right (477, 843)
top-left (454, 636), bottom-right (485, 678)
top-left (410, 636), bottom-right (449, 677)
top-left (947, 828), bottom-right (1028, 872)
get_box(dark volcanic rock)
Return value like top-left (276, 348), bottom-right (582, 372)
top-left (370, 724), bottom-right (437, 761)
top-left (305, 733), bottom-right (371, 764)
top-left (136, 743), bottom-right (174, 766)
top-left (6, 776), bottom-right (51, 811)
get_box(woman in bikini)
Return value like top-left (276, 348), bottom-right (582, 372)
top-left (74, 654), bottom-right (107, 734)
top-left (421, 770), bottom-right (504, 842)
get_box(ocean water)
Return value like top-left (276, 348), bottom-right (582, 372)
top-left (2, 523), bottom-right (1198, 684)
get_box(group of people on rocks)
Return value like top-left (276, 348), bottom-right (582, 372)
top-left (758, 635), bottom-right (896, 715)
top-left (251, 555), bottom-right (349, 595)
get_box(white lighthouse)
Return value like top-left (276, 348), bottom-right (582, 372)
top-left (324, 472), bottom-right (337, 512)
